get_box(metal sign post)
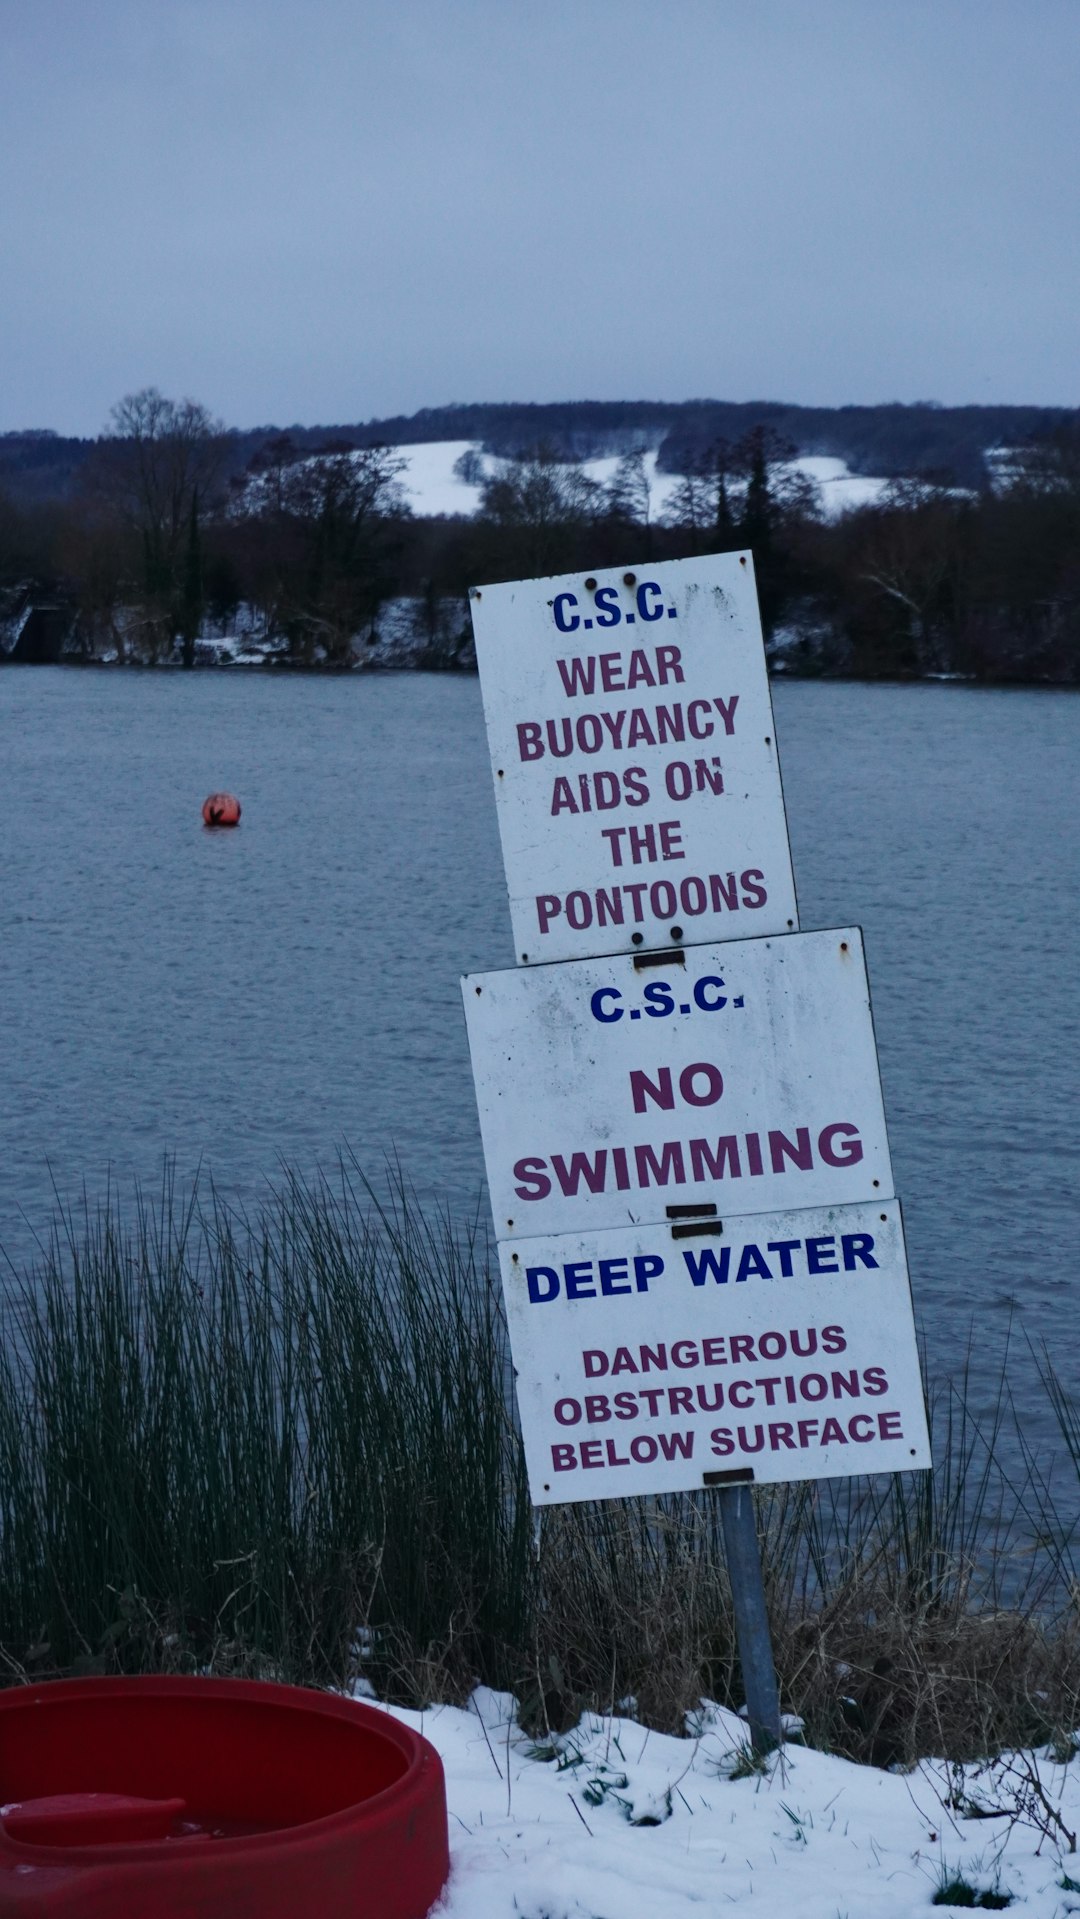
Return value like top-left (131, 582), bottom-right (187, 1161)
top-left (714, 1481), bottom-right (782, 1753)
top-left (461, 551), bottom-right (930, 1755)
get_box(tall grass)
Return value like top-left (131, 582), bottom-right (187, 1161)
top-left (1, 1166), bottom-right (1077, 1762)
top-left (0, 1166), bottom-right (531, 1696)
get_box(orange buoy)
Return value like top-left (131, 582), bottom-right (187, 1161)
top-left (202, 792), bottom-right (241, 827)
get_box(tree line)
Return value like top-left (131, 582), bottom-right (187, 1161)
top-left (1, 387), bottom-right (1078, 681)
top-left (9, 395), bottom-right (1075, 497)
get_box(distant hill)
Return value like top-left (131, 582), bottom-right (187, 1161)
top-left (3, 398), bottom-right (1077, 505)
top-left (239, 400), bottom-right (1078, 490)
top-left (0, 430), bottom-right (94, 504)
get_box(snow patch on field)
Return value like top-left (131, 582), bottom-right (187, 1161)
top-left (366, 1688), bottom-right (1080, 1918)
top-left (388, 443), bottom-right (890, 523)
top-left (233, 438), bottom-right (890, 525)
top-left (576, 448), bottom-right (683, 520)
top-left (790, 455), bottom-right (892, 517)
top-left (395, 441), bottom-right (489, 517)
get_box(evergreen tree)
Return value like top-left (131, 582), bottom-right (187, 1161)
top-left (180, 485), bottom-right (202, 669)
top-left (710, 440), bottom-right (737, 548)
top-left (739, 427), bottom-right (773, 555)
top-left (607, 448), bottom-right (651, 528)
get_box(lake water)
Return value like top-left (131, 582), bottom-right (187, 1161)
top-left (1, 667), bottom-right (1077, 1473)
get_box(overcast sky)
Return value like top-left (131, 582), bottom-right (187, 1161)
top-left (3, 0), bottom-right (1078, 437)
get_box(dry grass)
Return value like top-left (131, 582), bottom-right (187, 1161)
top-left (1, 1166), bottom-right (1078, 1766)
top-left (523, 1496), bottom-right (1080, 1766)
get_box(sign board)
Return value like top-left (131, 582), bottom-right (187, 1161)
top-left (499, 1200), bottom-right (930, 1503)
top-left (463, 927), bottom-right (893, 1239)
top-left (468, 553), bottom-right (798, 963)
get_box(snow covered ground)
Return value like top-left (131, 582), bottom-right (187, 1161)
top-left (228, 437), bottom-right (890, 526)
top-left (369, 1687), bottom-right (1080, 1918)
top-left (393, 440), bottom-right (490, 517)
top-left (790, 454), bottom-right (894, 518)
top-left (390, 442), bottom-right (891, 523)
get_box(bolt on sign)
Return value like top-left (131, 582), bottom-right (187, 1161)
top-left (498, 1201), bottom-right (931, 1504)
top-left (462, 928), bottom-right (893, 1241)
top-left (468, 553), bottom-right (798, 964)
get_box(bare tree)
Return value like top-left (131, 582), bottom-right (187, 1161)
top-left (662, 436), bottom-right (744, 547)
top-left (479, 447), bottom-right (604, 575)
top-left (237, 442), bottom-right (409, 664)
top-left (1005, 422), bottom-right (1080, 499)
top-left (94, 388), bottom-right (227, 664)
top-left (452, 447), bottom-right (485, 486)
top-left (854, 481), bottom-right (965, 670)
top-left (606, 448), bottom-right (651, 528)
top-left (661, 463), bottom-right (714, 548)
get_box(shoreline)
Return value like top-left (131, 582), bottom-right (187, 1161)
top-left (3, 657), bottom-right (1076, 689)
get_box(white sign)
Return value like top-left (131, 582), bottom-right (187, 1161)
top-left (499, 1201), bottom-right (929, 1503)
top-left (468, 553), bottom-right (798, 963)
top-left (463, 928), bottom-right (894, 1239)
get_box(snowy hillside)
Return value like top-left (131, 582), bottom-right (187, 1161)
top-left (389, 442), bottom-right (891, 522)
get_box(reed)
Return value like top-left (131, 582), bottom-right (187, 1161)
top-left (0, 1166), bottom-right (531, 1696)
top-left (0, 1167), bottom-right (1076, 1763)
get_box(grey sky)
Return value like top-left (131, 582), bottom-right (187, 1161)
top-left (3, 0), bottom-right (1078, 436)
